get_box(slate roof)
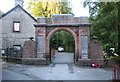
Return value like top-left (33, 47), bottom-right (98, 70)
top-left (0, 5), bottom-right (37, 22)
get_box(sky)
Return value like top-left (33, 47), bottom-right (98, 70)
top-left (0, 0), bottom-right (89, 17)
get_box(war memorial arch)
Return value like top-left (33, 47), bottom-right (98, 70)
top-left (22, 14), bottom-right (103, 65)
top-left (34, 14), bottom-right (90, 63)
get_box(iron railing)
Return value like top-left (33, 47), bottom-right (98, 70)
top-left (2, 48), bottom-right (22, 63)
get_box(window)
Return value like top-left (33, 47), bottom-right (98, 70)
top-left (1, 49), bottom-right (5, 55)
top-left (13, 21), bottom-right (20, 32)
top-left (13, 45), bottom-right (21, 57)
top-left (13, 45), bottom-right (21, 51)
top-left (81, 35), bottom-right (88, 59)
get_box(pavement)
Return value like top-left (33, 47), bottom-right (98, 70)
top-left (2, 52), bottom-right (113, 80)
top-left (2, 69), bottom-right (33, 80)
top-left (2, 63), bottom-right (113, 80)
top-left (52, 52), bottom-right (74, 64)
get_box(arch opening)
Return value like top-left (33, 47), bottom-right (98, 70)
top-left (47, 28), bottom-right (77, 63)
top-left (50, 30), bottom-right (75, 53)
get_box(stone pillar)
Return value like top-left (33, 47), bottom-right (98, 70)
top-left (79, 28), bottom-right (89, 59)
top-left (75, 32), bottom-right (79, 63)
top-left (36, 17), bottom-right (46, 59)
top-left (77, 29), bottom-right (90, 66)
top-left (37, 35), bottom-right (46, 59)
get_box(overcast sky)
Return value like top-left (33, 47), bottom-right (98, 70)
top-left (0, 0), bottom-right (89, 17)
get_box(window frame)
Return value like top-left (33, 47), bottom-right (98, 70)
top-left (13, 45), bottom-right (21, 51)
top-left (13, 21), bottom-right (20, 32)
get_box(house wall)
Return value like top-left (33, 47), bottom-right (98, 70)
top-left (1, 7), bottom-right (36, 49)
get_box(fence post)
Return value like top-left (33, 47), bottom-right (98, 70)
top-left (6, 48), bottom-right (9, 62)
top-left (114, 64), bottom-right (117, 80)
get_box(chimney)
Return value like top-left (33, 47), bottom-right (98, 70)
top-left (15, 0), bottom-right (24, 7)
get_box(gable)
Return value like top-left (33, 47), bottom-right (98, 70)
top-left (0, 5), bottom-right (37, 22)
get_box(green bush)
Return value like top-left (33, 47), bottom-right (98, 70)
top-left (111, 56), bottom-right (120, 66)
top-left (112, 56), bottom-right (120, 60)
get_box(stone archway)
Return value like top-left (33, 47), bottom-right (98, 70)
top-left (34, 14), bottom-right (90, 64)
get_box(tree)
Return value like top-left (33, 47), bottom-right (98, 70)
top-left (117, 2), bottom-right (120, 56)
top-left (27, 0), bottom-right (73, 17)
top-left (50, 31), bottom-right (75, 52)
top-left (83, 1), bottom-right (118, 56)
top-left (0, 10), bottom-right (4, 16)
top-left (50, 31), bottom-right (63, 49)
top-left (61, 31), bottom-right (75, 52)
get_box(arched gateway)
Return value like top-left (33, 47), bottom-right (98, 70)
top-left (34, 14), bottom-right (90, 64)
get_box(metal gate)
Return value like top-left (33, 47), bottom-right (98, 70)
top-left (2, 48), bottom-right (22, 63)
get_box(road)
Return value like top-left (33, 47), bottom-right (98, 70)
top-left (2, 69), bottom-right (33, 80)
top-left (52, 52), bottom-right (74, 64)
top-left (2, 52), bottom-right (113, 80)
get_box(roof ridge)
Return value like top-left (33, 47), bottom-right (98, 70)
top-left (0, 5), bottom-right (37, 22)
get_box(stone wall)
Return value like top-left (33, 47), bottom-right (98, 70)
top-left (52, 14), bottom-right (73, 24)
top-left (89, 38), bottom-right (104, 66)
top-left (22, 39), bottom-right (36, 58)
top-left (22, 39), bottom-right (48, 65)
top-left (90, 39), bottom-right (103, 60)
top-left (37, 14), bottom-right (89, 24)
top-left (22, 39), bottom-right (37, 64)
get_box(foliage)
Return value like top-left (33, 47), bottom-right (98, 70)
top-left (108, 56), bottom-right (120, 66)
top-left (27, 0), bottom-right (73, 17)
top-left (0, 10), bottom-right (4, 16)
top-left (83, 1), bottom-right (118, 56)
top-left (50, 31), bottom-right (75, 52)
top-left (117, 2), bottom-right (120, 56)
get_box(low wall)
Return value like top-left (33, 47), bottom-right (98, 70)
top-left (22, 58), bottom-right (48, 65)
top-left (78, 59), bottom-right (105, 67)
top-left (78, 58), bottom-right (120, 68)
